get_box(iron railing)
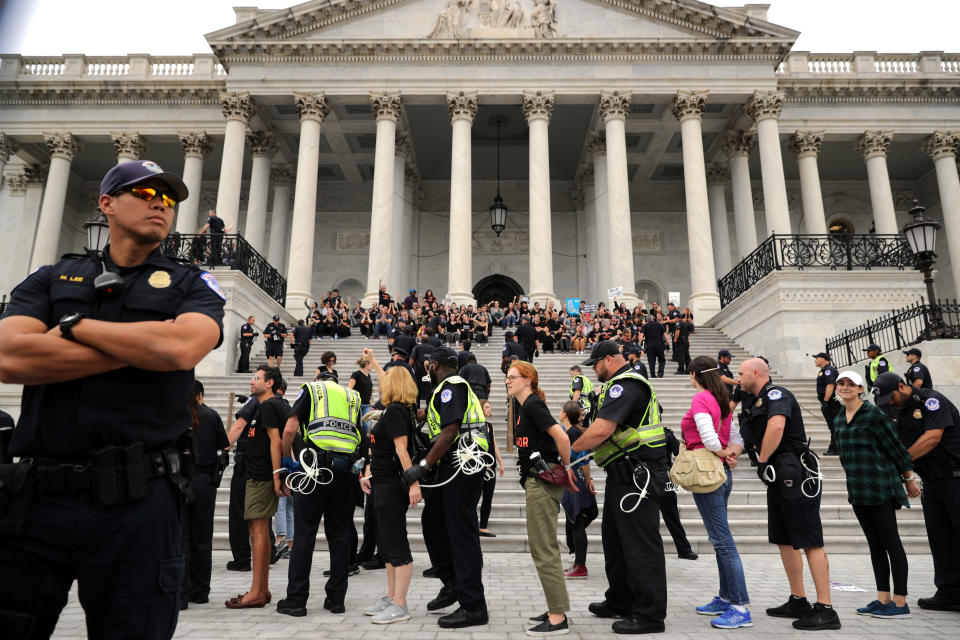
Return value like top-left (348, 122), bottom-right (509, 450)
top-left (0, 294), bottom-right (6, 316)
top-left (718, 233), bottom-right (913, 307)
top-left (161, 233), bottom-right (286, 305)
top-left (825, 299), bottom-right (960, 367)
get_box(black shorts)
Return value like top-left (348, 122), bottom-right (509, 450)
top-left (372, 479), bottom-right (412, 566)
top-left (265, 342), bottom-right (283, 357)
top-left (766, 453), bottom-right (824, 549)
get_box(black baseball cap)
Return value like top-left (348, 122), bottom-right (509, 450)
top-left (872, 371), bottom-right (904, 406)
top-left (864, 344), bottom-right (882, 352)
top-left (429, 346), bottom-right (459, 369)
top-left (718, 349), bottom-right (733, 358)
top-left (393, 344), bottom-right (410, 357)
top-left (99, 160), bottom-right (189, 202)
top-left (316, 369), bottom-right (339, 382)
top-left (812, 352), bottom-right (830, 360)
top-left (272, 314), bottom-right (280, 321)
top-left (903, 348), bottom-right (922, 357)
top-left (623, 343), bottom-right (642, 356)
top-left (582, 340), bottom-right (621, 366)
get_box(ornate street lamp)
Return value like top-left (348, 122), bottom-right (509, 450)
top-left (901, 199), bottom-right (943, 336)
top-left (83, 212), bottom-right (110, 253)
top-left (489, 116), bottom-right (508, 236)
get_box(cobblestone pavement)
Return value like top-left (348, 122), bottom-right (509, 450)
top-left (52, 550), bottom-right (959, 639)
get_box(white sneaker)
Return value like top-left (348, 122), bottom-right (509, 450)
top-left (363, 596), bottom-right (392, 616)
top-left (371, 602), bottom-right (411, 624)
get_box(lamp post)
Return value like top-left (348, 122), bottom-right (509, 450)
top-left (83, 212), bottom-right (110, 253)
top-left (901, 199), bottom-right (943, 336)
top-left (489, 116), bottom-right (508, 236)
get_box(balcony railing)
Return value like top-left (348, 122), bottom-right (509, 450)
top-left (718, 234), bottom-right (913, 308)
top-left (161, 234), bottom-right (286, 306)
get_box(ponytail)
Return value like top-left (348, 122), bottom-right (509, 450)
top-left (690, 355), bottom-right (731, 419)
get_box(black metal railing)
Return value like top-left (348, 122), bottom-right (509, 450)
top-left (718, 233), bottom-right (913, 307)
top-left (825, 298), bottom-right (960, 367)
top-left (0, 294), bottom-right (7, 316)
top-left (161, 233), bottom-right (286, 305)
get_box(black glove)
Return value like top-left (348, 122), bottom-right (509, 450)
top-left (402, 459), bottom-right (431, 487)
top-left (757, 461), bottom-right (775, 486)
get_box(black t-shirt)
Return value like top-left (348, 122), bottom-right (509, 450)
top-left (896, 389), bottom-right (960, 462)
top-left (816, 364), bottom-right (838, 402)
top-left (369, 403), bottom-right (416, 482)
top-left (675, 320), bottom-right (690, 342)
top-left (515, 323), bottom-right (537, 346)
top-left (194, 404), bottom-right (229, 467)
top-left (411, 343), bottom-right (435, 372)
top-left (243, 396), bottom-right (287, 481)
top-left (264, 322), bottom-right (286, 342)
top-left (208, 215), bottom-right (225, 233)
top-left (904, 362), bottom-right (933, 389)
top-left (515, 395), bottom-right (560, 477)
top-left (742, 382), bottom-right (806, 455)
top-left (459, 363), bottom-right (492, 400)
top-left (595, 365), bottom-right (661, 462)
top-left (350, 370), bottom-right (373, 404)
top-left (457, 349), bottom-right (472, 371)
top-left (293, 325), bottom-right (312, 345)
top-left (502, 341), bottom-right (526, 360)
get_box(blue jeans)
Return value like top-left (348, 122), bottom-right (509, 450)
top-left (360, 403), bottom-right (373, 437)
top-left (276, 496), bottom-right (295, 540)
top-left (692, 471), bottom-right (750, 605)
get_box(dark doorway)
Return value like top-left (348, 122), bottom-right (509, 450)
top-left (473, 275), bottom-right (524, 307)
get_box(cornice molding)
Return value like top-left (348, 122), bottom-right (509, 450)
top-left (780, 85), bottom-right (960, 104)
top-left (0, 86), bottom-right (222, 106)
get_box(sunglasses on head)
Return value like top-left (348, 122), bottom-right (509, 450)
top-left (114, 185), bottom-right (177, 208)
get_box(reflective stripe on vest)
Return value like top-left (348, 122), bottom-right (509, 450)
top-left (593, 370), bottom-right (665, 468)
top-left (570, 375), bottom-right (594, 412)
top-left (301, 380), bottom-right (362, 454)
top-left (869, 354), bottom-right (887, 385)
top-left (427, 375), bottom-right (489, 451)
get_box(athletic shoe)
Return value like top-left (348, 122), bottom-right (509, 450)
top-left (711, 607), bottom-right (753, 629)
top-left (792, 603), bottom-right (841, 630)
top-left (371, 602), bottom-right (411, 624)
top-left (527, 612), bottom-right (548, 627)
top-left (363, 596), bottom-right (392, 616)
top-left (696, 596), bottom-right (730, 616)
top-left (526, 616), bottom-right (570, 636)
top-left (766, 595), bottom-right (813, 618)
top-left (870, 602), bottom-right (912, 619)
top-left (563, 565), bottom-right (588, 579)
top-left (856, 600), bottom-right (885, 616)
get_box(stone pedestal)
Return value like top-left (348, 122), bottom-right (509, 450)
top-left (882, 341), bottom-right (960, 407)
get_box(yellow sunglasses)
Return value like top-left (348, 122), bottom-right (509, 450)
top-left (122, 186), bottom-right (177, 208)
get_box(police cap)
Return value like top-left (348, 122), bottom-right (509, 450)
top-left (864, 344), bottom-right (882, 352)
top-left (582, 340), bottom-right (620, 366)
top-left (872, 371), bottom-right (904, 406)
top-left (100, 160), bottom-right (189, 202)
top-left (903, 348), bottom-right (922, 358)
top-left (812, 352), bottom-right (830, 360)
top-left (429, 346), bottom-right (459, 369)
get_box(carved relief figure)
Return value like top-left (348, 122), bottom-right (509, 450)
top-left (491, 0), bottom-right (525, 27)
top-left (531, 0), bottom-right (558, 38)
top-left (429, 0), bottom-right (474, 38)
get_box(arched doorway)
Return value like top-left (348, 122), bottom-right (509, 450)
top-left (335, 278), bottom-right (364, 306)
top-left (634, 279), bottom-right (663, 307)
top-left (473, 275), bottom-right (524, 307)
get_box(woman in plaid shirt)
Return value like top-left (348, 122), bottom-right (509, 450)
top-left (833, 371), bottom-right (921, 620)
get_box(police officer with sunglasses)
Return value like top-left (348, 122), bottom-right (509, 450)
top-left (0, 160), bottom-right (225, 639)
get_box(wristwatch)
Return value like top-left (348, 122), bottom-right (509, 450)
top-left (59, 312), bottom-right (85, 341)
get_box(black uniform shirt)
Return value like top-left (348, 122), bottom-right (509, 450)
top-left (742, 381), bottom-right (806, 455)
top-left (459, 363), bottom-right (491, 400)
top-left (240, 323), bottom-right (255, 343)
top-left (675, 320), bottom-right (691, 342)
top-left (195, 404), bottom-right (229, 467)
top-left (243, 396), bottom-right (287, 481)
top-left (502, 341), bottom-right (526, 360)
top-left (595, 364), bottom-right (660, 462)
top-left (515, 323), bottom-right (537, 347)
top-left (292, 325), bottom-right (311, 345)
top-left (640, 320), bottom-right (665, 347)
top-left (718, 362), bottom-right (735, 393)
top-left (264, 322), bottom-right (286, 342)
top-left (631, 361), bottom-right (649, 379)
top-left (816, 364), bottom-right (838, 402)
top-left (515, 394), bottom-right (560, 475)
top-left (896, 389), bottom-right (960, 462)
top-left (207, 215), bottom-right (225, 233)
top-left (4, 247), bottom-right (225, 460)
top-left (904, 362), bottom-right (933, 389)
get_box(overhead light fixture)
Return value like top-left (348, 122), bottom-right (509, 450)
top-left (489, 115), bottom-right (508, 237)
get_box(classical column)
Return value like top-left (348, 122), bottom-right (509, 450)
top-left (746, 90), bottom-right (791, 236)
top-left (856, 131), bottom-right (898, 235)
top-left (111, 132), bottom-right (147, 164)
top-left (722, 130), bottom-right (758, 259)
top-left (31, 133), bottom-right (81, 270)
top-left (390, 131), bottom-right (411, 293)
top-left (176, 132), bottom-right (213, 235)
top-left (790, 131), bottom-right (828, 235)
top-left (522, 90), bottom-right (558, 305)
top-left (599, 91), bottom-right (639, 306)
top-left (588, 134), bottom-right (610, 303)
top-left (362, 92), bottom-right (402, 306)
top-left (671, 91), bottom-right (720, 319)
top-left (572, 186), bottom-right (589, 302)
top-left (0, 133), bottom-right (18, 188)
top-left (268, 165), bottom-right (294, 275)
top-left (445, 91), bottom-right (478, 306)
top-left (215, 92), bottom-right (255, 233)
top-left (706, 164), bottom-right (733, 277)
top-left (923, 131), bottom-right (960, 297)
top-left (244, 131), bottom-right (276, 254)
top-left (286, 92), bottom-right (328, 312)
top-left (401, 167), bottom-right (419, 292)
top-left (10, 166), bottom-right (46, 278)
top-left (577, 166), bottom-right (597, 303)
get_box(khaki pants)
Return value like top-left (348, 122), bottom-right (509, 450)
top-left (525, 475), bottom-right (570, 613)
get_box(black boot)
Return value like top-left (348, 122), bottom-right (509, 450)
top-left (427, 585), bottom-right (458, 611)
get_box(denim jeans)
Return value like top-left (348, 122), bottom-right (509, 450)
top-left (276, 496), bottom-right (295, 540)
top-left (692, 470), bottom-right (750, 605)
top-left (360, 403), bottom-right (372, 437)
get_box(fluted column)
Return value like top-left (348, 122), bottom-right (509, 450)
top-left (268, 165), bottom-right (294, 275)
top-left (706, 165), bottom-right (733, 277)
top-left (445, 91), bottom-right (477, 306)
top-left (402, 167), bottom-right (419, 291)
top-left (0, 134), bottom-right (18, 189)
top-left (176, 132), bottom-right (213, 235)
top-left (523, 90), bottom-right (557, 305)
top-left (723, 130), bottom-right (759, 259)
top-left (924, 132), bottom-right (960, 297)
top-left (363, 92), bottom-right (402, 306)
top-left (577, 166), bottom-right (597, 303)
top-left (856, 131), bottom-right (898, 235)
top-left (244, 131), bottom-right (276, 253)
top-left (215, 92), bottom-right (255, 232)
top-left (31, 134), bottom-right (81, 270)
top-left (111, 132), bottom-right (147, 164)
top-left (746, 90), bottom-right (791, 236)
top-left (286, 93), bottom-right (328, 312)
top-left (599, 91), bottom-right (638, 307)
top-left (10, 166), bottom-right (46, 278)
top-left (390, 132), bottom-right (411, 293)
top-left (790, 131), bottom-right (828, 234)
top-left (588, 134), bottom-right (610, 303)
top-left (671, 91), bottom-right (720, 319)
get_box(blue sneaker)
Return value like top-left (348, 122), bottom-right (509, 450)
top-left (870, 602), bottom-right (912, 619)
top-left (711, 607), bottom-right (753, 629)
top-left (696, 596), bottom-right (730, 616)
top-left (856, 600), bottom-right (885, 616)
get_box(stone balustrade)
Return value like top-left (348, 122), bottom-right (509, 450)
top-left (778, 51), bottom-right (960, 75)
top-left (0, 54), bottom-right (226, 80)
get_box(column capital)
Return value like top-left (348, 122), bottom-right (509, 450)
top-left (404, 165), bottom-right (420, 188)
top-left (522, 90), bottom-right (555, 123)
top-left (790, 130), bottom-right (824, 158)
top-left (6, 174), bottom-right (27, 195)
top-left (922, 130), bottom-right (959, 161)
top-left (670, 90), bottom-right (708, 123)
top-left (111, 132), bottom-right (148, 160)
top-left (246, 131), bottom-right (277, 158)
top-left (293, 92), bottom-right (329, 123)
top-left (370, 91), bottom-right (402, 123)
top-left (43, 132), bottom-right (81, 161)
top-left (446, 91), bottom-right (478, 123)
top-left (395, 131), bottom-right (412, 156)
top-left (9, 165), bottom-right (47, 195)
top-left (722, 130), bottom-right (755, 158)
top-left (270, 164), bottom-right (295, 187)
top-left (575, 165), bottom-right (594, 190)
top-left (586, 131), bottom-right (606, 156)
top-left (856, 131), bottom-right (893, 160)
top-left (706, 164), bottom-right (729, 185)
top-left (0, 133), bottom-right (18, 162)
top-left (745, 90), bottom-right (785, 122)
top-left (178, 132), bottom-right (213, 158)
top-left (219, 91), bottom-right (256, 123)
top-left (598, 90), bottom-right (631, 123)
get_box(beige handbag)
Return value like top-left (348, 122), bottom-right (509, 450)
top-left (669, 444), bottom-right (727, 493)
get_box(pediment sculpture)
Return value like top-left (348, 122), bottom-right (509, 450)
top-left (429, 0), bottom-right (559, 38)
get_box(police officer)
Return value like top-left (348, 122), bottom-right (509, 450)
top-left (903, 348), bottom-right (933, 389)
top-left (290, 319), bottom-right (312, 377)
top-left (812, 352), bottom-right (840, 455)
top-left (623, 343), bottom-right (649, 379)
top-left (276, 370), bottom-right (364, 617)
top-left (264, 315), bottom-right (288, 368)
top-left (237, 315), bottom-right (257, 373)
top-left (501, 330), bottom-right (527, 373)
top-left (515, 316), bottom-right (539, 362)
top-left (673, 316), bottom-right (691, 375)
top-left (0, 159), bottom-right (224, 638)
top-left (736, 358), bottom-right (840, 631)
top-left (717, 349), bottom-right (737, 393)
top-left (640, 314), bottom-right (666, 378)
top-left (198, 209), bottom-right (231, 265)
top-left (872, 372), bottom-right (960, 611)
top-left (568, 364), bottom-right (595, 415)
top-left (401, 347), bottom-right (490, 628)
top-left (863, 344), bottom-right (889, 388)
top-left (571, 340), bottom-right (669, 634)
